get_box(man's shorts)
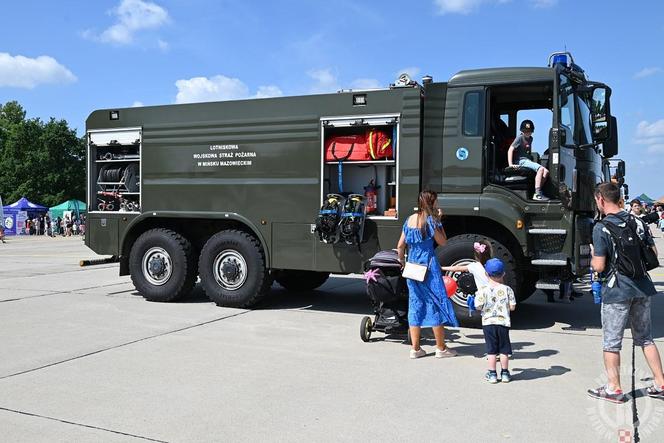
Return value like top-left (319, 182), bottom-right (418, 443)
top-left (483, 325), bottom-right (512, 355)
top-left (602, 297), bottom-right (654, 352)
top-left (518, 158), bottom-right (542, 172)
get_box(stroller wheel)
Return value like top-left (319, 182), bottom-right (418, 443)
top-left (360, 316), bottom-right (373, 342)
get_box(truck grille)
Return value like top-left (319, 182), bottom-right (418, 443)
top-left (535, 234), bottom-right (566, 253)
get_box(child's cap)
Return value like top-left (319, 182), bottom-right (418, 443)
top-left (519, 119), bottom-right (534, 133)
top-left (485, 258), bottom-right (505, 277)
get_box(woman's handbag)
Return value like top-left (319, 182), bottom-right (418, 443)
top-left (402, 262), bottom-right (427, 282)
top-left (402, 256), bottom-right (434, 282)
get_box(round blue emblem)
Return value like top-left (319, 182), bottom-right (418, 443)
top-left (456, 147), bottom-right (469, 161)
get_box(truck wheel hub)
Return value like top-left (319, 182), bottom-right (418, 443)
top-left (444, 258), bottom-right (476, 308)
top-left (142, 247), bottom-right (173, 286)
top-left (222, 261), bottom-right (240, 280)
top-left (149, 257), bottom-right (166, 276)
top-left (213, 250), bottom-right (247, 291)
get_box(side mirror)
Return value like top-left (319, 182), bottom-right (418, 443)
top-left (617, 160), bottom-right (625, 179)
top-left (602, 116), bottom-right (618, 157)
top-left (591, 87), bottom-right (611, 143)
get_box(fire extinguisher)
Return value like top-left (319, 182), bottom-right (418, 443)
top-left (364, 179), bottom-right (378, 214)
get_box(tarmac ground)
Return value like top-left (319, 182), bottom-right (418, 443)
top-left (1, 233), bottom-right (664, 442)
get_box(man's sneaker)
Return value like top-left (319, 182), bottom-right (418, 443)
top-left (435, 347), bottom-right (457, 358)
top-left (587, 385), bottom-right (626, 404)
top-left (485, 371), bottom-right (498, 384)
top-left (532, 193), bottom-right (550, 201)
top-left (646, 385), bottom-right (664, 399)
top-left (409, 348), bottom-right (426, 359)
top-left (501, 370), bottom-right (511, 383)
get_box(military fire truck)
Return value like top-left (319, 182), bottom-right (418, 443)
top-left (85, 52), bottom-right (622, 317)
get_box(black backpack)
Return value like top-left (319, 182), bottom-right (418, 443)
top-left (600, 214), bottom-right (658, 279)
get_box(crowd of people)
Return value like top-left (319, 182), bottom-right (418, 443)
top-left (23, 213), bottom-right (86, 237)
top-left (395, 184), bottom-right (663, 402)
top-left (628, 198), bottom-right (664, 231)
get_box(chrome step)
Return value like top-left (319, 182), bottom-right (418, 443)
top-left (532, 252), bottom-right (568, 267)
top-left (536, 279), bottom-right (561, 290)
top-left (528, 228), bottom-right (567, 235)
top-left (532, 259), bottom-right (568, 266)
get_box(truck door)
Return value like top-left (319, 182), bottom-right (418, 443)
top-left (443, 87), bottom-right (486, 194)
top-left (442, 87), bottom-right (486, 194)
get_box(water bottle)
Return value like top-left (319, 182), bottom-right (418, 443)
top-left (590, 268), bottom-right (602, 304)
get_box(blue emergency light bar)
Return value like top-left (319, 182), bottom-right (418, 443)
top-left (552, 54), bottom-right (569, 66)
top-left (548, 51), bottom-right (574, 68)
top-left (548, 51), bottom-right (587, 79)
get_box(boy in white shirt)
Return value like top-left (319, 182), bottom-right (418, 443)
top-left (474, 258), bottom-right (517, 383)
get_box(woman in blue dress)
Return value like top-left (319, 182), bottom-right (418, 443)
top-left (397, 190), bottom-right (459, 359)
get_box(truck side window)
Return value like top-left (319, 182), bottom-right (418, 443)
top-left (463, 91), bottom-right (484, 137)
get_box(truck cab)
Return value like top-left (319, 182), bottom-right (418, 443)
top-left (430, 52), bottom-right (616, 308)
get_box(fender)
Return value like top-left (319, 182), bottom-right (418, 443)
top-left (120, 211), bottom-right (271, 268)
top-left (479, 190), bottom-right (528, 251)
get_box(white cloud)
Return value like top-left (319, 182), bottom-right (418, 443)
top-left (351, 78), bottom-right (382, 89)
top-left (254, 85), bottom-right (283, 98)
top-left (434, 0), bottom-right (483, 14)
top-left (157, 39), bottom-right (169, 52)
top-left (307, 68), bottom-right (339, 93)
top-left (396, 67), bottom-right (421, 80)
top-left (635, 119), bottom-right (664, 153)
top-left (0, 53), bottom-right (76, 89)
top-left (434, 0), bottom-right (511, 14)
top-left (634, 67), bottom-right (662, 79)
top-left (132, 101), bottom-right (144, 107)
top-left (85, 0), bottom-right (170, 45)
top-left (174, 75), bottom-right (282, 104)
top-left (531, 0), bottom-right (557, 8)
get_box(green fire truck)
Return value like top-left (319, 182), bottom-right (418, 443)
top-left (85, 52), bottom-right (622, 317)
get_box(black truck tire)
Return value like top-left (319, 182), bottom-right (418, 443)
top-left (198, 230), bottom-right (271, 308)
top-left (435, 234), bottom-right (520, 326)
top-left (275, 270), bottom-right (330, 292)
top-left (129, 228), bottom-right (197, 302)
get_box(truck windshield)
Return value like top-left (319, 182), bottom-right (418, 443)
top-left (559, 74), bottom-right (593, 146)
top-left (576, 94), bottom-right (593, 145)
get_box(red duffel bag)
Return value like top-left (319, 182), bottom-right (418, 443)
top-left (367, 129), bottom-right (393, 160)
top-left (324, 133), bottom-right (370, 162)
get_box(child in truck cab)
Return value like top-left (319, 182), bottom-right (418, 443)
top-left (507, 119), bottom-right (550, 201)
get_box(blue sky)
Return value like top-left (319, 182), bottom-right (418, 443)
top-left (1, 0), bottom-right (663, 198)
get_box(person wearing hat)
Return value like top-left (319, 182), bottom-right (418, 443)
top-left (507, 119), bottom-right (550, 201)
top-left (473, 258), bottom-right (517, 383)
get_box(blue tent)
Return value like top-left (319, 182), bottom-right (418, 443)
top-left (2, 197), bottom-right (48, 235)
top-left (4, 197), bottom-right (48, 212)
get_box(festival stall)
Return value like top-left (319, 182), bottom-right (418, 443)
top-left (2, 197), bottom-right (48, 235)
top-left (49, 199), bottom-right (87, 220)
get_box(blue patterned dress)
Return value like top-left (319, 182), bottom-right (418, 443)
top-left (403, 216), bottom-right (459, 327)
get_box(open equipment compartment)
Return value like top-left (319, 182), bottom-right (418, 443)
top-left (88, 127), bottom-right (142, 213)
top-left (321, 115), bottom-right (399, 219)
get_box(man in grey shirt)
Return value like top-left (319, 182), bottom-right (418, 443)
top-left (587, 182), bottom-right (663, 403)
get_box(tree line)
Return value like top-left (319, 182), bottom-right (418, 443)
top-left (0, 101), bottom-right (85, 207)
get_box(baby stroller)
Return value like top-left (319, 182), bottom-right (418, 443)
top-left (360, 249), bottom-right (409, 342)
